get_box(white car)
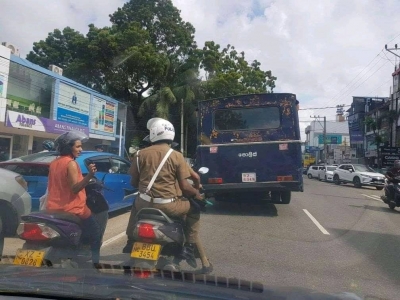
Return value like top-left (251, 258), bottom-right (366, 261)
top-left (318, 165), bottom-right (337, 182)
top-left (0, 168), bottom-right (32, 255)
top-left (333, 164), bottom-right (385, 190)
top-left (307, 165), bottom-right (325, 179)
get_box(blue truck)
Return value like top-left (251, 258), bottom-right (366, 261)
top-left (194, 93), bottom-right (303, 204)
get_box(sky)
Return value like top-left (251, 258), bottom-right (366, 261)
top-left (1, 0), bottom-right (400, 140)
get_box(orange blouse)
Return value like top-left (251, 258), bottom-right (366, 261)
top-left (47, 156), bottom-right (91, 219)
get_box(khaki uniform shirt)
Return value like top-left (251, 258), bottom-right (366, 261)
top-left (129, 144), bottom-right (190, 198)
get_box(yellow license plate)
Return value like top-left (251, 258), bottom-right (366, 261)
top-left (13, 249), bottom-right (45, 267)
top-left (131, 242), bottom-right (161, 260)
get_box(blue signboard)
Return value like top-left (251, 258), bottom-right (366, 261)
top-left (305, 146), bottom-right (319, 153)
top-left (56, 83), bottom-right (90, 127)
top-left (318, 134), bottom-right (343, 145)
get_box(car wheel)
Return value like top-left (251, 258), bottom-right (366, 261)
top-left (376, 187), bottom-right (383, 191)
top-left (307, 174), bottom-right (312, 179)
top-left (280, 191), bottom-right (291, 204)
top-left (333, 175), bottom-right (341, 185)
top-left (353, 177), bottom-right (362, 188)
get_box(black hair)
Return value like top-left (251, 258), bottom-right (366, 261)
top-left (58, 139), bottom-right (80, 156)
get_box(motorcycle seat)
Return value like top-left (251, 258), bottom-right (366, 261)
top-left (137, 208), bottom-right (183, 224)
top-left (22, 211), bottom-right (82, 225)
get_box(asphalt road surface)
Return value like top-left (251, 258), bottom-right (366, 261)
top-left (3, 176), bottom-right (400, 299)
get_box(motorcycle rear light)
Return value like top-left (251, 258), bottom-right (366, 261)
top-left (17, 222), bottom-right (60, 241)
top-left (208, 178), bottom-right (223, 184)
top-left (138, 223), bottom-right (156, 239)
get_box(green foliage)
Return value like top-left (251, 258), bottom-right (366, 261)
top-left (25, 0), bottom-right (277, 155)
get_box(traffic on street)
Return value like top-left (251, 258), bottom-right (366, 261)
top-left (2, 174), bottom-right (399, 299)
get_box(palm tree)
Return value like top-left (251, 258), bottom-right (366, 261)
top-left (364, 115), bottom-right (387, 167)
top-left (139, 66), bottom-right (204, 153)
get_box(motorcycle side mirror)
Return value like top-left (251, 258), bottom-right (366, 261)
top-left (198, 167), bottom-right (209, 175)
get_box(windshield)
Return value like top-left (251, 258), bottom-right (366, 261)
top-left (354, 165), bottom-right (375, 172)
top-left (6, 152), bottom-right (58, 163)
top-left (214, 107), bottom-right (280, 130)
top-left (2, 1), bottom-right (400, 299)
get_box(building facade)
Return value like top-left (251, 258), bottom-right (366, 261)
top-left (304, 117), bottom-right (350, 165)
top-left (0, 45), bottom-right (128, 161)
top-left (347, 96), bottom-right (388, 163)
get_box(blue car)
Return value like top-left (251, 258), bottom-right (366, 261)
top-left (0, 151), bottom-right (136, 212)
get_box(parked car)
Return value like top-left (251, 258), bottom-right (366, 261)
top-left (0, 168), bottom-right (32, 250)
top-left (318, 165), bottom-right (337, 182)
top-left (0, 151), bottom-right (135, 212)
top-left (333, 164), bottom-right (385, 189)
top-left (307, 165), bottom-right (325, 179)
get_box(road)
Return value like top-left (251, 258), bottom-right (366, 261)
top-left (3, 176), bottom-right (400, 299)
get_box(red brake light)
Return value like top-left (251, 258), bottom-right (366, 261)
top-left (277, 176), bottom-right (293, 181)
top-left (138, 223), bottom-right (156, 239)
top-left (208, 178), bottom-right (223, 184)
top-left (17, 223), bottom-right (60, 241)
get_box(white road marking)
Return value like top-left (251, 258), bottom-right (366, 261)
top-left (303, 209), bottom-right (330, 235)
top-left (102, 231), bottom-right (126, 248)
top-left (361, 194), bottom-right (384, 202)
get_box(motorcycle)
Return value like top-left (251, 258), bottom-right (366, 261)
top-left (126, 167), bottom-right (211, 272)
top-left (13, 175), bottom-right (110, 268)
top-left (381, 176), bottom-right (400, 210)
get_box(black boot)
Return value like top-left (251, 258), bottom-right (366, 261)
top-left (122, 240), bottom-right (134, 254)
top-left (181, 243), bottom-right (197, 268)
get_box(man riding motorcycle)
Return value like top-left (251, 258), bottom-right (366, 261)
top-left (123, 118), bottom-right (212, 273)
top-left (385, 160), bottom-right (400, 202)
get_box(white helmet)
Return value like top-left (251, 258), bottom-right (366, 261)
top-left (148, 118), bottom-right (175, 143)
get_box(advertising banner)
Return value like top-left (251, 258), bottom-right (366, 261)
top-left (6, 110), bottom-right (89, 135)
top-left (380, 147), bottom-right (400, 167)
top-left (56, 83), bottom-right (90, 126)
top-left (90, 97), bottom-right (117, 135)
top-left (318, 134), bottom-right (343, 145)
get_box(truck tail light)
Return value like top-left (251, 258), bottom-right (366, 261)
top-left (208, 178), bottom-right (223, 184)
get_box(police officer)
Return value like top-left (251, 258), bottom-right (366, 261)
top-left (123, 118), bottom-right (212, 273)
top-left (385, 160), bottom-right (400, 201)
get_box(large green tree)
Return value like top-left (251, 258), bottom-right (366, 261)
top-left (25, 0), bottom-right (277, 155)
top-left (197, 41), bottom-right (277, 99)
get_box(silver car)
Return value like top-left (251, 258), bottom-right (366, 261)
top-left (0, 168), bottom-right (32, 254)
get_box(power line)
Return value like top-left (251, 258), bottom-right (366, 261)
top-left (299, 105), bottom-right (350, 111)
top-left (327, 52), bottom-right (383, 106)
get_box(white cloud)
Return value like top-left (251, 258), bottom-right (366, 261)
top-left (2, 0), bottom-right (400, 140)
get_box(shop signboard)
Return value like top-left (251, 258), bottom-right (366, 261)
top-left (6, 110), bottom-right (89, 135)
top-left (380, 147), bottom-right (400, 167)
top-left (318, 134), bottom-right (343, 145)
top-left (90, 96), bottom-right (118, 136)
top-left (56, 83), bottom-right (90, 127)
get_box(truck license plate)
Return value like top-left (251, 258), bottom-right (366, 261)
top-left (242, 173), bottom-right (256, 182)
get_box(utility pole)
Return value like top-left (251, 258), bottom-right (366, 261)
top-left (385, 44), bottom-right (400, 148)
top-left (180, 98), bottom-right (184, 154)
top-left (310, 115), bottom-right (327, 164)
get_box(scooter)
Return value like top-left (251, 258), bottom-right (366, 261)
top-left (126, 167), bottom-right (211, 272)
top-left (381, 176), bottom-right (400, 210)
top-left (13, 176), bottom-right (110, 268)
